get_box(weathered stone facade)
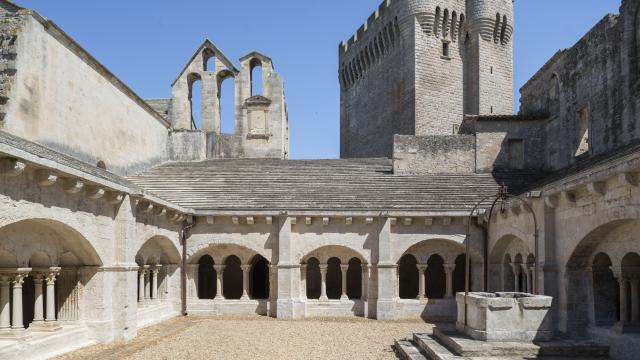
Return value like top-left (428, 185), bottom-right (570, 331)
top-left (0, 0), bottom-right (640, 359)
top-left (339, 0), bottom-right (514, 158)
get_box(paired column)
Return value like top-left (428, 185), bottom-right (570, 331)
top-left (340, 264), bottom-right (349, 300)
top-left (618, 276), bottom-right (629, 324)
top-left (150, 265), bottom-right (161, 301)
top-left (300, 264), bottom-right (308, 300)
top-left (214, 265), bottom-right (225, 300)
top-left (416, 264), bottom-right (427, 300)
top-left (32, 274), bottom-right (45, 324)
top-left (0, 275), bottom-right (10, 331)
top-left (143, 266), bottom-right (151, 301)
top-left (631, 278), bottom-right (639, 323)
top-left (444, 264), bottom-right (455, 298)
top-left (11, 272), bottom-right (28, 330)
top-left (510, 264), bottom-right (519, 291)
top-left (319, 264), bottom-right (328, 301)
top-left (45, 269), bottom-right (60, 322)
top-left (241, 265), bottom-right (251, 300)
top-left (138, 268), bottom-right (145, 302)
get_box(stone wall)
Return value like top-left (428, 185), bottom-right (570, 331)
top-left (393, 134), bottom-right (475, 174)
top-left (0, 11), bottom-right (170, 176)
top-left (519, 0), bottom-right (640, 171)
top-left (339, 0), bottom-right (514, 159)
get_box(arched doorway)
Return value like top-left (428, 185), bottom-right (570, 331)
top-left (306, 257), bottom-right (321, 299)
top-left (326, 257), bottom-right (342, 300)
top-left (346, 258), bottom-right (362, 299)
top-left (399, 254), bottom-right (418, 299)
top-left (453, 254), bottom-right (469, 295)
top-left (250, 255), bottom-right (270, 299)
top-left (223, 255), bottom-right (243, 299)
top-left (592, 253), bottom-right (618, 326)
top-left (198, 255), bottom-right (215, 299)
top-left (425, 255), bottom-right (446, 299)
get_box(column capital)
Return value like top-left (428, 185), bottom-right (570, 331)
top-left (241, 265), bottom-right (251, 272)
top-left (300, 263), bottom-right (308, 270)
top-left (319, 264), bottom-right (328, 272)
top-left (340, 264), bottom-right (349, 271)
top-left (444, 264), bottom-right (456, 272)
top-left (361, 263), bottom-right (369, 271)
top-left (213, 264), bottom-right (226, 272)
top-left (416, 264), bottom-right (428, 272)
top-left (45, 267), bottom-right (61, 285)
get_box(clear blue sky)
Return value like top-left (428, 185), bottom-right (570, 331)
top-left (18, 0), bottom-right (621, 159)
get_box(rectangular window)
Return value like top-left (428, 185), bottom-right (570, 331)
top-left (508, 139), bottom-right (525, 169)
top-left (576, 107), bottom-right (589, 157)
top-left (442, 42), bottom-right (450, 58)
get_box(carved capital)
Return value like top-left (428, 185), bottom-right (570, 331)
top-left (213, 265), bottom-right (226, 272)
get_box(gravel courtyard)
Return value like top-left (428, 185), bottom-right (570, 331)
top-left (56, 316), bottom-right (433, 360)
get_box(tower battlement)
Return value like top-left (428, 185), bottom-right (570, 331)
top-left (339, 0), bottom-right (515, 159)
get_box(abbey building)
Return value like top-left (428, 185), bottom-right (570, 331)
top-left (0, 0), bottom-right (639, 359)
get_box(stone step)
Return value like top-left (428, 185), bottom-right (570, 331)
top-left (433, 327), bottom-right (609, 358)
top-left (394, 339), bottom-right (428, 360)
top-left (413, 333), bottom-right (460, 360)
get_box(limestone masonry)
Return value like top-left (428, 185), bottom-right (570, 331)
top-left (0, 0), bottom-right (639, 359)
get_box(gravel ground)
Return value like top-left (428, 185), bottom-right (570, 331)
top-left (56, 315), bottom-right (432, 360)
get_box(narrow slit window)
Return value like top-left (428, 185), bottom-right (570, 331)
top-left (576, 107), bottom-right (590, 157)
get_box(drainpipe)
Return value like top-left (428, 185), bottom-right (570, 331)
top-left (181, 217), bottom-right (194, 316)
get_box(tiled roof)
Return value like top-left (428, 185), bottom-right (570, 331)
top-left (128, 158), bottom-right (531, 212)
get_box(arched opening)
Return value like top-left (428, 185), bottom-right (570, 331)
top-left (453, 254), bottom-right (469, 295)
top-left (425, 254), bottom-right (446, 299)
top-left (592, 253), bottom-right (618, 326)
top-left (346, 257), bottom-right (362, 299)
top-left (250, 255), bottom-right (269, 299)
top-left (218, 72), bottom-right (236, 134)
top-left (198, 255), bottom-right (215, 299)
top-left (504, 254), bottom-right (515, 292)
top-left (326, 257), bottom-right (342, 299)
top-left (500, 15), bottom-right (508, 44)
top-left (223, 255), bottom-right (243, 299)
top-left (493, 13), bottom-right (502, 43)
top-left (434, 7), bottom-right (441, 37)
top-left (443, 9), bottom-right (450, 38)
top-left (621, 252), bottom-right (640, 323)
top-left (306, 257), bottom-right (321, 299)
top-left (459, 14), bottom-right (465, 40)
top-left (250, 58), bottom-right (263, 96)
top-left (399, 254), bottom-right (419, 299)
top-left (203, 49), bottom-right (216, 72)
top-left (451, 11), bottom-right (458, 39)
top-left (188, 73), bottom-right (202, 130)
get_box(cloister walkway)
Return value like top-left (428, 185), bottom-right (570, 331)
top-left (56, 316), bottom-right (431, 360)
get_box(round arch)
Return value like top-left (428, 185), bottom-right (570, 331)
top-left (0, 218), bottom-right (103, 267)
top-left (300, 245), bottom-right (367, 265)
top-left (136, 236), bottom-right (181, 265)
top-left (187, 243), bottom-right (270, 265)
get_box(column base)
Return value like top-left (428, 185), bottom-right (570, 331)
top-left (340, 295), bottom-right (349, 301)
top-left (0, 327), bottom-right (30, 340)
top-left (319, 296), bottom-right (329, 302)
top-left (29, 321), bottom-right (62, 332)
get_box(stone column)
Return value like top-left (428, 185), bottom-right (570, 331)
top-left (361, 264), bottom-right (369, 301)
top-left (11, 273), bottom-right (27, 330)
top-left (319, 264), bottom-right (328, 301)
top-left (619, 277), bottom-right (629, 324)
top-left (0, 276), bottom-right (10, 331)
top-left (417, 264), bottom-right (427, 300)
top-left (241, 265), bottom-right (251, 300)
top-left (521, 266), bottom-right (529, 294)
top-left (214, 265), bottom-right (225, 300)
top-left (138, 269), bottom-right (145, 302)
top-left (444, 264), bottom-right (455, 298)
top-left (150, 266), bottom-right (160, 301)
top-left (340, 264), bottom-right (349, 300)
top-left (528, 266), bottom-right (535, 294)
top-left (45, 269), bottom-right (60, 322)
top-left (143, 266), bottom-right (151, 301)
top-left (300, 264), bottom-right (307, 300)
top-left (631, 278), bottom-right (639, 323)
top-left (32, 273), bottom-right (45, 324)
top-left (511, 264), bottom-right (519, 291)
top-left (396, 266), bottom-right (401, 299)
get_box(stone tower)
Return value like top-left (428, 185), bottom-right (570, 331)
top-left (339, 0), bottom-right (514, 158)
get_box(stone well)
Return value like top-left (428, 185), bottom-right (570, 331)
top-left (456, 292), bottom-right (553, 342)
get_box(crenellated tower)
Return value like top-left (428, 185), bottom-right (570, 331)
top-left (465, 0), bottom-right (514, 116)
top-left (339, 0), bottom-right (514, 159)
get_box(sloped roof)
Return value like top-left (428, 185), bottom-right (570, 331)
top-left (127, 158), bottom-right (532, 213)
top-left (171, 39), bottom-right (239, 86)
